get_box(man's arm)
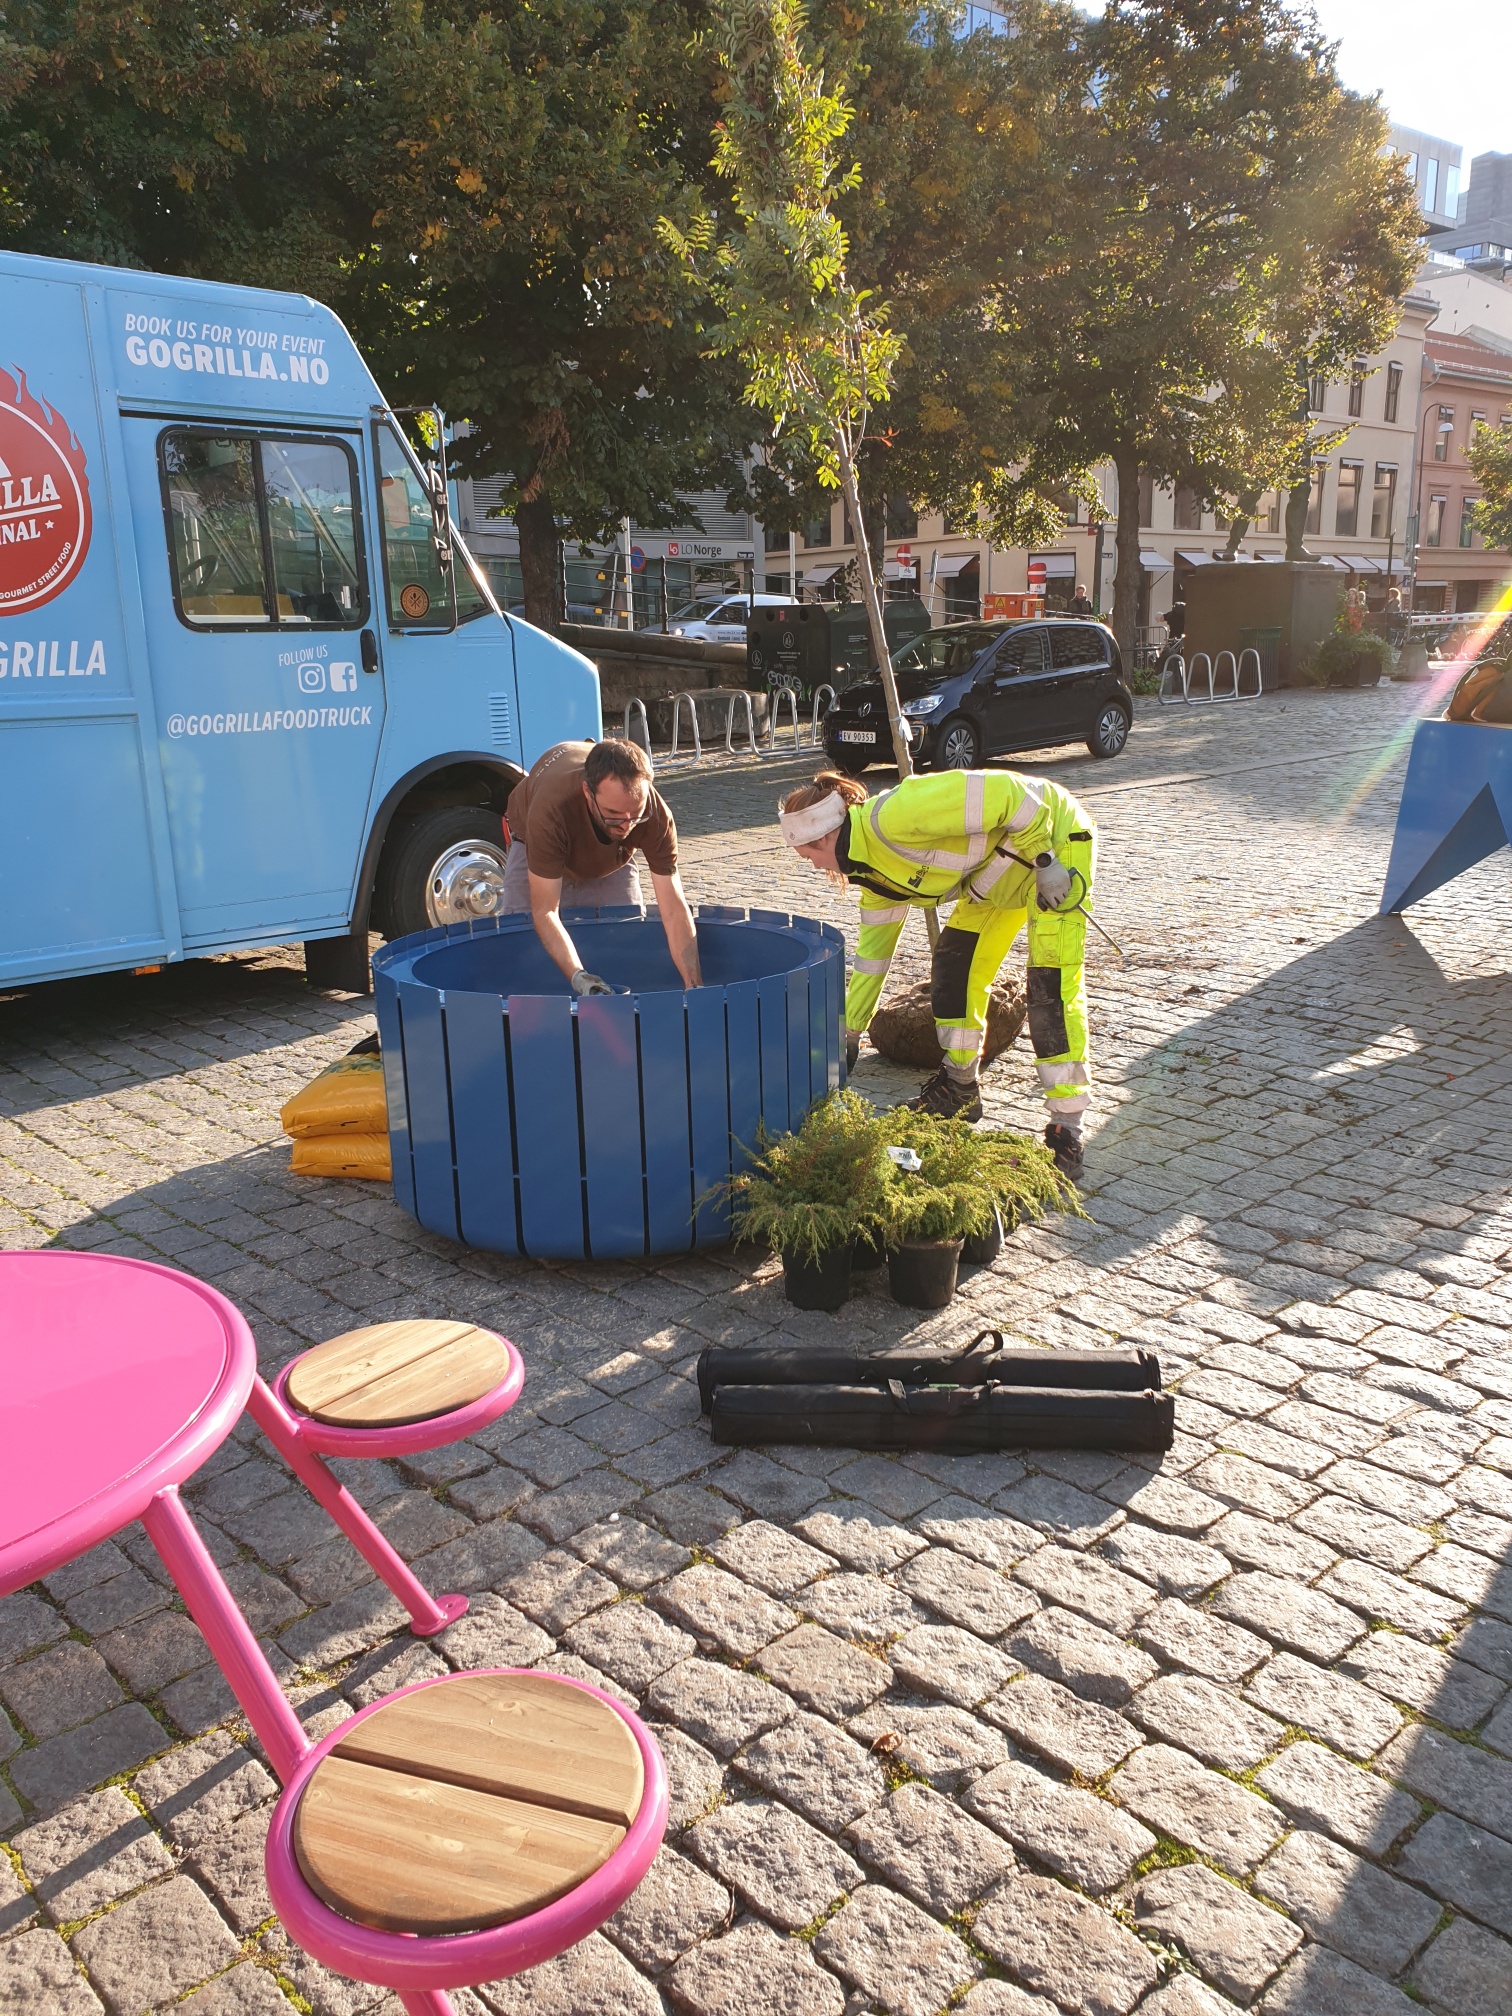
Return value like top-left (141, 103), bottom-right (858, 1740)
top-left (528, 871), bottom-right (587, 983)
top-left (650, 869), bottom-right (702, 988)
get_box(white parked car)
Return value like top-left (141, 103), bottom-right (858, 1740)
top-left (668, 593), bottom-right (794, 644)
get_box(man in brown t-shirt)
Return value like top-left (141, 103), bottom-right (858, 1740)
top-left (503, 739), bottom-right (701, 992)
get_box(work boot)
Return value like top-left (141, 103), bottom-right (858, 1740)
top-left (1044, 1123), bottom-right (1084, 1181)
top-left (909, 1066), bottom-right (983, 1122)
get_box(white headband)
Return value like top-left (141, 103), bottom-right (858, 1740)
top-left (779, 791), bottom-right (849, 848)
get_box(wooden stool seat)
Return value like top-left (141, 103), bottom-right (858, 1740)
top-left (292, 1674), bottom-right (646, 1935)
top-left (285, 1321), bottom-right (511, 1429)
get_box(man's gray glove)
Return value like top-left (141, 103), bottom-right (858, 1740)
top-left (845, 1030), bottom-right (861, 1073)
top-left (1034, 852), bottom-right (1073, 911)
top-left (571, 969), bottom-right (614, 997)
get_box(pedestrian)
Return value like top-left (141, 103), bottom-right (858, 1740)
top-left (1068, 583), bottom-right (1094, 617)
top-left (504, 738), bottom-right (702, 994)
top-left (1163, 598), bottom-right (1186, 641)
top-left (779, 768), bottom-right (1097, 1177)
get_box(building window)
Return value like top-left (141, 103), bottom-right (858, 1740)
top-left (1174, 485), bottom-right (1202, 531)
top-left (1308, 374), bottom-right (1327, 414)
top-left (1305, 462), bottom-right (1326, 536)
top-left (1434, 406), bottom-right (1453, 460)
top-left (1252, 491), bottom-right (1281, 534)
top-left (1423, 157), bottom-right (1440, 212)
top-left (1403, 151), bottom-right (1419, 183)
top-left (1347, 365), bottom-right (1365, 418)
top-left (1470, 410), bottom-right (1488, 440)
top-left (1444, 164), bottom-right (1460, 214)
top-left (1425, 495), bottom-right (1446, 547)
top-left (884, 495), bottom-right (918, 540)
top-left (1334, 462), bottom-right (1363, 537)
top-left (1385, 362), bottom-right (1403, 423)
top-left (1370, 465), bottom-right (1398, 540)
top-left (1460, 499), bottom-right (1479, 548)
top-left (943, 505), bottom-right (977, 536)
top-left (1138, 470), bottom-right (1155, 527)
top-left (802, 512), bottom-right (832, 549)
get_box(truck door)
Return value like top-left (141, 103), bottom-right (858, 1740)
top-left (123, 420), bottom-right (385, 946)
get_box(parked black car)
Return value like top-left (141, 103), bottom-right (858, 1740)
top-left (821, 617), bottom-right (1133, 773)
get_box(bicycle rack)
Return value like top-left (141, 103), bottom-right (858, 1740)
top-left (810, 684), bottom-right (837, 745)
top-left (1160, 647), bottom-right (1264, 708)
top-left (1157, 654), bottom-right (1187, 706)
top-left (1185, 653), bottom-right (1215, 703)
top-left (1212, 650), bottom-right (1238, 700)
top-left (668, 691), bottom-right (702, 760)
top-left (767, 685), bottom-right (800, 751)
top-left (719, 689), bottom-right (760, 756)
top-left (1236, 648), bottom-right (1263, 699)
top-left (623, 697), bottom-right (650, 750)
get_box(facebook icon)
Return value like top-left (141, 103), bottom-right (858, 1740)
top-left (329, 663), bottom-right (358, 692)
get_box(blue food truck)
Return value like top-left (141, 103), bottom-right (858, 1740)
top-left (0, 250), bottom-right (599, 992)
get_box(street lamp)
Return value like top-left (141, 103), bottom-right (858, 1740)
top-left (1408, 406), bottom-right (1456, 609)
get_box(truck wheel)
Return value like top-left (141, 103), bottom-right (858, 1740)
top-left (378, 806), bottom-right (510, 938)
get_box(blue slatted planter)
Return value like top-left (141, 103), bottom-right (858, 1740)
top-left (372, 906), bottom-right (846, 1260)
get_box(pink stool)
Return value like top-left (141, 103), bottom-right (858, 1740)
top-left (249, 1319), bottom-right (525, 1634)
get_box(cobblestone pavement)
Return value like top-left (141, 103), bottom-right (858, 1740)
top-left (3, 682), bottom-right (1512, 2016)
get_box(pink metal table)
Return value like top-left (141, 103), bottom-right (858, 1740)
top-left (0, 1251), bottom-right (666, 2016)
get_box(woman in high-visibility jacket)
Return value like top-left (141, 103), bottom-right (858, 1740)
top-left (778, 768), bottom-right (1096, 1175)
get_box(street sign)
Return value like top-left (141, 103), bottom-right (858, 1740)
top-left (630, 546), bottom-right (646, 573)
top-left (895, 543), bottom-right (912, 566)
top-left (1027, 559), bottom-right (1047, 585)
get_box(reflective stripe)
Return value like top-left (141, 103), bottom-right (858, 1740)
top-left (1041, 1087), bottom-right (1090, 1115)
top-left (936, 1024), bottom-right (984, 1052)
top-left (963, 848), bottom-right (1025, 900)
top-left (1005, 776), bottom-right (1047, 831)
top-left (1036, 1060), bottom-right (1091, 1086)
top-left (963, 771), bottom-right (986, 834)
top-left (859, 903), bottom-right (911, 924)
top-left (853, 956), bottom-right (893, 975)
top-left (867, 790), bottom-right (982, 871)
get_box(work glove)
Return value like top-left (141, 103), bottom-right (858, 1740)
top-left (571, 970), bottom-right (614, 997)
top-left (1034, 852), bottom-right (1073, 911)
top-left (845, 1029), bottom-right (861, 1073)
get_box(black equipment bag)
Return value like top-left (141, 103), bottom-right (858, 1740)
top-left (710, 1379), bottom-right (1174, 1453)
top-left (697, 1331), bottom-right (1159, 1417)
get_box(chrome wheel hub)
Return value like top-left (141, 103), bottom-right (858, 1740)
top-left (426, 840), bottom-right (509, 925)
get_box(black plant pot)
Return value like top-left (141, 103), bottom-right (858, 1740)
top-left (962, 1207), bottom-right (1006, 1268)
top-left (851, 1229), bottom-right (889, 1272)
top-left (782, 1244), bottom-right (853, 1311)
top-left (888, 1236), bottom-right (963, 1310)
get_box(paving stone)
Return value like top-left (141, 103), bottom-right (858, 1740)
top-left (959, 1986), bottom-right (1065, 2016)
top-left (998, 1475), bottom-right (1125, 1547)
top-left (889, 1624), bottom-right (1020, 1707)
top-left (0, 1858), bottom-right (35, 1939)
top-left (603, 1843), bottom-right (731, 1972)
top-left (839, 1453), bottom-right (945, 1519)
top-left (1222, 1422), bottom-right (1335, 1480)
top-left (447, 1462), bottom-right (536, 1522)
top-left (1006, 1605), bottom-right (1158, 1706)
top-left (1409, 1915), bottom-right (1512, 2016)
top-left (1414, 1544), bottom-right (1512, 1620)
top-left (760, 1624), bottom-right (890, 1717)
top-left (1377, 1723), bottom-right (1512, 1838)
top-left (435, 1593), bottom-right (554, 1671)
top-left (0, 1639), bottom-right (122, 1740)
top-left (850, 1702), bottom-right (1010, 1788)
top-left (796, 1506), bottom-right (925, 1572)
top-left (689, 1796), bottom-right (862, 1929)
top-left (1244, 1650), bottom-right (1402, 1759)
top-left (564, 1598), bottom-right (697, 1691)
top-left (711, 1519), bottom-right (834, 1594)
top-left (1316, 1459), bottom-right (1454, 1526)
top-left (1133, 1863), bottom-right (1302, 2008)
top-left (666, 1917), bottom-right (844, 2016)
top-left (72, 1872), bottom-right (242, 2012)
top-left (796, 1570), bottom-right (925, 1646)
top-left (713, 1450), bottom-right (830, 1521)
top-left (481, 1928), bottom-right (663, 2015)
top-left (1320, 1558), bottom-right (1465, 1640)
top-left (341, 1637), bottom-right (449, 1708)
top-left (814, 1882), bottom-right (981, 2016)
top-left (1213, 1573), bottom-right (1365, 1662)
top-left (1099, 1521), bottom-right (1230, 1598)
top-left (1137, 1597), bottom-right (1272, 1683)
top-left (1192, 1454), bottom-right (1318, 1520)
top-left (657, 1564), bottom-right (797, 1658)
top-left (735, 1710), bottom-right (886, 1831)
top-left (645, 1656), bottom-right (794, 1756)
top-left (638, 1483), bottom-right (742, 1548)
top-left (1014, 1544), bottom-right (1155, 1637)
top-left (518, 1474), bottom-right (640, 1543)
top-left (963, 1758), bottom-right (1154, 1892)
top-left (1451, 1613), bottom-right (1512, 1682)
top-left (1098, 1469), bottom-right (1227, 1533)
top-left (1338, 1630), bottom-right (1505, 1729)
top-left (659, 1726), bottom-right (724, 1832)
top-left (1257, 1827), bottom-right (1443, 1974)
top-left (1396, 1811), bottom-right (1512, 1937)
top-left (500, 1547), bottom-right (618, 1634)
top-left (134, 1730), bottom-right (278, 1851)
top-left (1483, 1693), bottom-right (1512, 1757)
top-left (895, 1546), bottom-right (1039, 1638)
top-left (1260, 1944), bottom-right (1420, 2016)
top-left (94, 1607), bottom-right (214, 1698)
top-left (7, 1702), bottom-right (166, 1816)
top-left (1256, 1736), bottom-right (1419, 1854)
top-left (0, 1592), bottom-right (67, 1667)
top-left (1112, 1742), bottom-right (1286, 1874)
top-left (917, 1498), bottom-right (1044, 1569)
top-left (973, 1869), bottom-right (1161, 2016)
top-left (1209, 1511), bottom-right (1338, 1581)
top-left (0, 1927), bottom-right (105, 2015)
top-left (845, 1781), bottom-right (1013, 1913)
top-left (14, 1786), bottom-right (173, 1920)
top-left (177, 1965), bottom-right (298, 2015)
top-left (984, 1672), bottom-right (1143, 1777)
top-left (277, 1580), bottom-right (407, 1666)
top-left (1142, 1979), bottom-right (1239, 2016)
top-left (1131, 1671), bottom-right (1287, 1770)
top-left (1292, 1493), bottom-right (1433, 1574)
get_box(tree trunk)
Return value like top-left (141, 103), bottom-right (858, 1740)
top-left (1111, 446), bottom-right (1143, 662)
top-left (1283, 474), bottom-right (1311, 562)
top-left (517, 493), bottom-right (560, 632)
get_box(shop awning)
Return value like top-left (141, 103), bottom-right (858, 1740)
top-left (803, 562), bottom-right (841, 585)
top-left (1252, 550), bottom-right (1284, 562)
top-left (1175, 549), bottom-right (1213, 568)
top-left (1340, 555), bottom-right (1380, 573)
top-left (1311, 555), bottom-right (1349, 571)
top-left (1139, 549), bottom-right (1172, 571)
top-left (1031, 553), bottom-right (1076, 577)
top-left (930, 552), bottom-right (979, 578)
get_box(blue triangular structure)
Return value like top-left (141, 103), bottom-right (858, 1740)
top-left (1381, 721), bottom-right (1512, 913)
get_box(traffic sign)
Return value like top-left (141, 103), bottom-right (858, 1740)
top-left (1027, 559), bottom-right (1047, 585)
top-left (630, 546), bottom-right (646, 573)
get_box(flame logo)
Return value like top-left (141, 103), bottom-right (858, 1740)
top-left (0, 367), bottom-right (93, 616)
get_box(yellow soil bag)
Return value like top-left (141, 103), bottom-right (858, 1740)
top-left (290, 1132), bottom-right (392, 1181)
top-left (280, 1052), bottom-right (388, 1138)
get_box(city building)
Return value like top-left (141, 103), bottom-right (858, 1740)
top-left (1386, 124), bottom-right (1464, 236)
top-left (1435, 151), bottom-right (1512, 267)
top-left (1408, 329), bottom-right (1512, 613)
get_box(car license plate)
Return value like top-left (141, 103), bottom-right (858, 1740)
top-left (837, 730), bottom-right (875, 744)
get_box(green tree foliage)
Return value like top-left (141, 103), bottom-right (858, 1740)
top-left (1467, 422), bottom-right (1512, 556)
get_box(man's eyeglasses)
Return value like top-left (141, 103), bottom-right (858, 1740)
top-left (589, 789), bottom-right (645, 834)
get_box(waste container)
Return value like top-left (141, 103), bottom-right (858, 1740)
top-left (373, 906), bottom-right (845, 1260)
top-left (747, 601), bottom-right (932, 696)
top-left (1238, 626), bottom-right (1282, 692)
